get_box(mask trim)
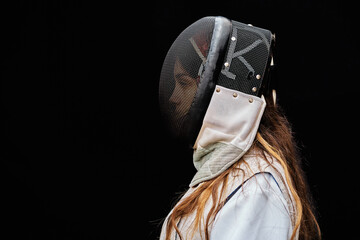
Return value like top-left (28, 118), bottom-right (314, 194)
top-left (182, 16), bottom-right (232, 146)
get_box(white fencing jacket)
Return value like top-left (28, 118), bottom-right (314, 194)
top-left (159, 151), bottom-right (298, 240)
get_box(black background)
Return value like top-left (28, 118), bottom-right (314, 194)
top-left (2, 0), bottom-right (359, 239)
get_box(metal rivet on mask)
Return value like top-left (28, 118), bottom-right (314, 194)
top-left (231, 36), bottom-right (236, 41)
top-left (224, 62), bottom-right (229, 67)
top-left (216, 87), bottom-right (220, 93)
top-left (233, 92), bottom-right (238, 98)
top-left (249, 98), bottom-right (254, 103)
top-left (256, 74), bottom-right (261, 79)
top-left (252, 87), bottom-right (257, 92)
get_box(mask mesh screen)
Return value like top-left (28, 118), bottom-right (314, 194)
top-left (159, 17), bottom-right (215, 137)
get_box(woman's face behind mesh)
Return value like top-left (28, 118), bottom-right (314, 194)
top-left (169, 58), bottom-right (198, 126)
top-left (159, 17), bottom-right (216, 138)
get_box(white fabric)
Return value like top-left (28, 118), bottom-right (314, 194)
top-left (211, 173), bottom-right (292, 240)
top-left (159, 152), bottom-right (298, 240)
top-left (194, 85), bottom-right (266, 151)
top-left (190, 85), bottom-right (266, 187)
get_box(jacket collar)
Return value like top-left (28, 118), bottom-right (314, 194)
top-left (190, 85), bottom-right (266, 187)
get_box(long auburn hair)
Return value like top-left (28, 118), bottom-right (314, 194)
top-left (164, 92), bottom-right (321, 240)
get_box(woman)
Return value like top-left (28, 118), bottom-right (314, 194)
top-left (158, 16), bottom-right (321, 240)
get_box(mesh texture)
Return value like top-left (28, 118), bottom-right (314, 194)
top-left (159, 17), bottom-right (215, 138)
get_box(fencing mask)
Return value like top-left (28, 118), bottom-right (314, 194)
top-left (159, 16), bottom-right (275, 151)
